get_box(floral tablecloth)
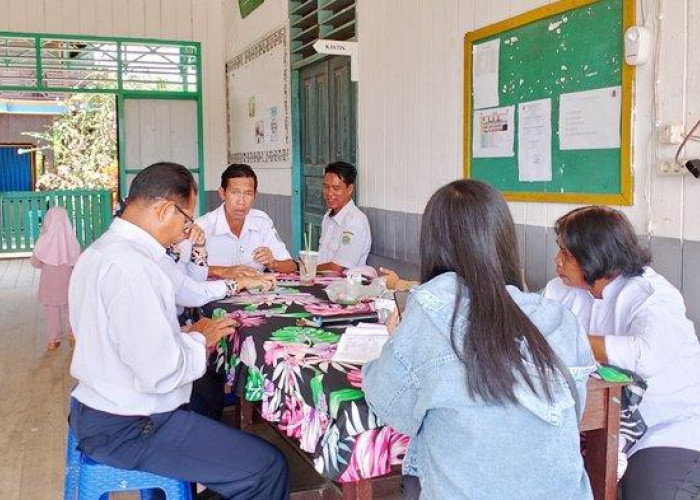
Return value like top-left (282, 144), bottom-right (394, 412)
top-left (203, 275), bottom-right (409, 482)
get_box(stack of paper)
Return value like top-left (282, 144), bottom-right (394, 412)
top-left (332, 323), bottom-right (390, 365)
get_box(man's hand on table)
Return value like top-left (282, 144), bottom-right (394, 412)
top-left (237, 274), bottom-right (277, 292)
top-left (188, 316), bottom-right (239, 347)
top-left (211, 265), bottom-right (260, 280)
top-left (252, 246), bottom-right (275, 267)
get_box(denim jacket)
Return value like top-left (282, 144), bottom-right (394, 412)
top-left (363, 273), bottom-right (595, 500)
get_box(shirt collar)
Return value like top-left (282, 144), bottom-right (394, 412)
top-left (213, 203), bottom-right (261, 238)
top-left (328, 199), bottom-right (356, 226)
top-left (590, 273), bottom-right (629, 302)
top-left (111, 217), bottom-right (166, 261)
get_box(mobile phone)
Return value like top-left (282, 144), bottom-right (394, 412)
top-left (394, 290), bottom-right (409, 320)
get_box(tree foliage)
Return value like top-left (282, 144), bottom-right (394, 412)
top-left (24, 93), bottom-right (117, 191)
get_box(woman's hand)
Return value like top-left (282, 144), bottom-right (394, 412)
top-left (187, 223), bottom-right (206, 247)
top-left (386, 309), bottom-right (401, 336)
top-left (237, 274), bottom-right (277, 292)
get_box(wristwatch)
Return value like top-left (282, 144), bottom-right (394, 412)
top-left (224, 279), bottom-right (239, 297)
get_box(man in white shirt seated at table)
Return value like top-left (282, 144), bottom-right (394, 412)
top-left (191, 163), bottom-right (296, 276)
top-left (317, 161), bottom-right (371, 273)
top-left (68, 162), bottom-right (288, 499)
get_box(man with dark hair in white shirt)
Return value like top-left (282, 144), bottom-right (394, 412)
top-left (69, 162), bottom-right (289, 499)
top-left (317, 161), bottom-right (371, 273)
top-left (191, 163), bottom-right (297, 276)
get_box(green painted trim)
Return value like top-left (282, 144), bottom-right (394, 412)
top-left (117, 91), bottom-right (197, 99)
top-left (34, 35), bottom-right (42, 87)
top-left (124, 168), bottom-right (200, 174)
top-left (291, 69), bottom-right (303, 255)
top-left (0, 85), bottom-right (194, 96)
top-left (116, 40), bottom-right (123, 91)
top-left (0, 31), bottom-right (200, 48)
top-left (195, 43), bottom-right (206, 215)
top-left (116, 93), bottom-right (127, 200)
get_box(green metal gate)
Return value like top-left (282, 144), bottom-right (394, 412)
top-left (0, 189), bottom-right (112, 253)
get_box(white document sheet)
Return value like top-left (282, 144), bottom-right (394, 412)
top-left (473, 106), bottom-right (515, 158)
top-left (558, 86), bottom-right (621, 150)
top-left (472, 39), bottom-right (500, 110)
top-left (518, 98), bottom-right (552, 182)
top-left (333, 324), bottom-right (389, 365)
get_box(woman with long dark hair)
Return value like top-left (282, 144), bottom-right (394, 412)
top-left (363, 180), bottom-right (594, 499)
top-left (544, 206), bottom-right (700, 500)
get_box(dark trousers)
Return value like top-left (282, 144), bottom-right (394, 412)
top-left (620, 447), bottom-right (700, 500)
top-left (69, 398), bottom-right (289, 500)
top-left (190, 369), bottom-right (226, 421)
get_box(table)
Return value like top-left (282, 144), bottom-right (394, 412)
top-left (581, 378), bottom-right (625, 500)
top-left (204, 277), bottom-right (408, 491)
top-left (205, 277), bottom-right (626, 499)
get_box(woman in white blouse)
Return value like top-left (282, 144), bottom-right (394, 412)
top-left (543, 206), bottom-right (700, 499)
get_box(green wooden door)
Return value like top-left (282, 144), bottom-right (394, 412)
top-left (299, 56), bottom-right (356, 249)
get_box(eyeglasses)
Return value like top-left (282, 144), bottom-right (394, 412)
top-left (172, 203), bottom-right (194, 229)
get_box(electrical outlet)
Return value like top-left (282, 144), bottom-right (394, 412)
top-left (660, 125), bottom-right (684, 145)
top-left (658, 160), bottom-right (688, 176)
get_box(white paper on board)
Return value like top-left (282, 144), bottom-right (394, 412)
top-left (472, 39), bottom-right (500, 110)
top-left (518, 98), bottom-right (552, 182)
top-left (472, 105), bottom-right (515, 158)
top-left (558, 86), bottom-right (621, 150)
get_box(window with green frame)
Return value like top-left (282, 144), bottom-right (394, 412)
top-left (0, 32), bottom-right (205, 212)
top-left (0, 33), bottom-right (199, 94)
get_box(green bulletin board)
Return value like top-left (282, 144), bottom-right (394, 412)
top-left (464, 0), bottom-right (635, 204)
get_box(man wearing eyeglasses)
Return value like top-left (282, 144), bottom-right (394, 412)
top-left (68, 162), bottom-right (289, 499)
top-left (189, 163), bottom-right (296, 276)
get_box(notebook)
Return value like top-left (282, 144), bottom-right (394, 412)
top-left (332, 323), bottom-right (390, 365)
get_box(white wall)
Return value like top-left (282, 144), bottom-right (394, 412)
top-left (0, 0), bottom-right (228, 191)
top-left (357, 0), bottom-right (700, 242)
top-left (224, 0), bottom-right (292, 197)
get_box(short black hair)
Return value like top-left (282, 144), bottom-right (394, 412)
top-left (555, 206), bottom-right (651, 286)
top-left (221, 163), bottom-right (258, 191)
top-left (127, 162), bottom-right (197, 206)
top-left (324, 161), bottom-right (357, 186)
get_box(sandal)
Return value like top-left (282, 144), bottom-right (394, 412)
top-left (47, 340), bottom-right (61, 351)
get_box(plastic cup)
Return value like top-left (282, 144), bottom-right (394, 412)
top-left (299, 250), bottom-right (319, 286)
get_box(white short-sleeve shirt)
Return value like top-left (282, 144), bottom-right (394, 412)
top-left (318, 199), bottom-right (371, 269)
top-left (544, 267), bottom-right (700, 455)
top-left (195, 204), bottom-right (291, 271)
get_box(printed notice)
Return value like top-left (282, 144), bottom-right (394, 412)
top-left (472, 39), bottom-right (500, 110)
top-left (473, 106), bottom-right (515, 158)
top-left (559, 86), bottom-right (621, 150)
top-left (518, 98), bottom-right (552, 182)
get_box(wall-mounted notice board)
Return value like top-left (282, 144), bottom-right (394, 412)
top-left (464, 0), bottom-right (635, 204)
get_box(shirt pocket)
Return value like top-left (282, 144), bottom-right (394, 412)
top-left (513, 362), bottom-right (576, 426)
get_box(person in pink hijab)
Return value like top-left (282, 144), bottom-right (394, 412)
top-left (30, 206), bottom-right (81, 351)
